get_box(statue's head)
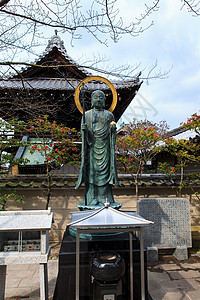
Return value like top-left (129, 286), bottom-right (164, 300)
top-left (91, 90), bottom-right (105, 109)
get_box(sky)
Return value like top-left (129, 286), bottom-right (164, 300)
top-left (55, 0), bottom-right (200, 130)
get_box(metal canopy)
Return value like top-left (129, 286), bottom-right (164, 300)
top-left (69, 206), bottom-right (153, 228)
top-left (67, 203), bottom-right (153, 300)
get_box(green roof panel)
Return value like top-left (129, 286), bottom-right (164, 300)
top-left (21, 138), bottom-right (52, 166)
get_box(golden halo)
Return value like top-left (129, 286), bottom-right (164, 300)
top-left (74, 76), bottom-right (118, 114)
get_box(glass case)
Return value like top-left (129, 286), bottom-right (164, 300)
top-left (0, 231), bottom-right (40, 252)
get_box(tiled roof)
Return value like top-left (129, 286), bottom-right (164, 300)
top-left (44, 32), bottom-right (70, 56)
top-left (42, 32), bottom-right (91, 76)
top-left (0, 173), bottom-right (199, 189)
top-left (16, 32), bottom-right (91, 78)
top-left (166, 126), bottom-right (198, 141)
top-left (0, 78), bottom-right (140, 91)
top-left (172, 130), bottom-right (197, 141)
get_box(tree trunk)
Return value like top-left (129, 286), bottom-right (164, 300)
top-left (45, 164), bottom-right (51, 210)
top-left (135, 176), bottom-right (139, 201)
top-left (135, 162), bottom-right (142, 201)
top-left (1, 197), bottom-right (6, 211)
top-left (179, 160), bottom-right (184, 197)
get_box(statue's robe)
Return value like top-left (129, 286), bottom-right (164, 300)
top-left (75, 108), bottom-right (119, 205)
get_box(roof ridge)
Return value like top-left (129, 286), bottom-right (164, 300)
top-left (43, 30), bottom-right (68, 58)
top-left (166, 125), bottom-right (187, 137)
top-left (12, 31), bottom-right (91, 78)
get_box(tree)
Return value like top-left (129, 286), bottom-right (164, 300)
top-left (162, 137), bottom-right (200, 196)
top-left (116, 119), bottom-right (168, 200)
top-left (0, 0), bottom-right (151, 62)
top-left (183, 112), bottom-right (200, 134)
top-left (0, 116), bottom-right (81, 210)
top-left (0, 0), bottom-right (198, 80)
top-left (0, 118), bottom-right (28, 172)
top-left (158, 112), bottom-right (200, 196)
top-left (27, 115), bottom-right (80, 209)
top-left (0, 118), bottom-right (28, 210)
top-left (0, 0), bottom-right (199, 58)
top-left (0, 0), bottom-right (172, 81)
top-left (0, 189), bottom-right (24, 211)
top-left (177, 112), bottom-right (200, 196)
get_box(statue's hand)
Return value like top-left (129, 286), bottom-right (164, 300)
top-left (110, 121), bottom-right (116, 131)
top-left (81, 123), bottom-right (87, 131)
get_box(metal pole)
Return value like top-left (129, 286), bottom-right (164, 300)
top-left (79, 82), bottom-right (86, 124)
top-left (76, 228), bottom-right (80, 300)
top-left (129, 232), bottom-right (134, 300)
top-left (79, 83), bottom-right (87, 206)
top-left (140, 228), bottom-right (145, 300)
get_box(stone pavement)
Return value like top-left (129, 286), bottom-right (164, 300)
top-left (148, 256), bottom-right (200, 300)
top-left (4, 259), bottom-right (58, 300)
top-left (4, 256), bottom-right (200, 299)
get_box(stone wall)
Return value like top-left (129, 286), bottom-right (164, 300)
top-left (4, 185), bottom-right (200, 246)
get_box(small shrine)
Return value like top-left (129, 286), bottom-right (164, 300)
top-left (53, 202), bottom-right (152, 300)
top-left (0, 208), bottom-right (54, 300)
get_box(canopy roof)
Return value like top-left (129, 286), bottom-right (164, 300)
top-left (0, 208), bottom-right (54, 231)
top-left (68, 204), bottom-right (153, 229)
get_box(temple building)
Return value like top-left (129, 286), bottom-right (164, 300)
top-left (0, 31), bottom-right (142, 130)
top-left (0, 31), bottom-right (142, 175)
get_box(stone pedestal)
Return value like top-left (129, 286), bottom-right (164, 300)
top-left (147, 247), bottom-right (158, 262)
top-left (0, 265), bottom-right (6, 300)
top-left (173, 246), bottom-right (188, 260)
top-left (53, 229), bottom-right (148, 300)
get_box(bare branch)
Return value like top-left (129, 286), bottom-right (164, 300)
top-left (105, 0), bottom-right (118, 42)
top-left (0, 60), bottom-right (168, 81)
top-left (0, 0), bottom-right (160, 52)
top-left (0, 8), bottom-right (76, 31)
top-left (143, 60), bottom-right (172, 84)
top-left (0, 0), bottom-right (10, 8)
top-left (135, 0), bottom-right (160, 23)
top-left (181, 0), bottom-right (200, 16)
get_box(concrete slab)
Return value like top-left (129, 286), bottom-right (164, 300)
top-left (186, 290), bottom-right (200, 298)
top-left (148, 261), bottom-right (200, 300)
top-left (4, 258), bottom-right (200, 300)
top-left (7, 269), bottom-right (37, 279)
top-left (4, 260), bottom-right (58, 300)
top-left (148, 271), bottom-right (170, 299)
top-left (18, 276), bottom-right (40, 288)
top-left (148, 288), bottom-right (166, 300)
top-left (180, 263), bottom-right (200, 269)
top-left (165, 278), bottom-right (200, 291)
top-left (147, 270), bottom-right (171, 283)
top-left (5, 287), bottom-right (34, 298)
top-left (6, 264), bottom-right (30, 271)
top-left (154, 264), bottom-right (181, 271)
top-left (161, 291), bottom-right (190, 300)
top-left (5, 278), bottom-right (21, 288)
top-left (168, 270), bottom-right (200, 280)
